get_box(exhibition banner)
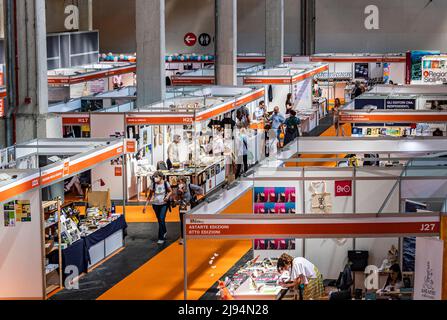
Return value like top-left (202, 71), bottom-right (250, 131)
top-left (171, 77), bottom-right (215, 86)
top-left (126, 114), bottom-right (194, 125)
top-left (385, 99), bottom-right (416, 110)
top-left (185, 214), bottom-right (440, 239)
top-left (62, 115), bottom-right (90, 125)
top-left (339, 112), bottom-right (447, 123)
top-left (421, 55), bottom-right (447, 84)
top-left (414, 238), bottom-right (444, 300)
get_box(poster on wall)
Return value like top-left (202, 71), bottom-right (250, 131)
top-left (413, 238), bottom-right (444, 300)
top-left (354, 63), bottom-right (369, 79)
top-left (254, 187), bottom-right (296, 214)
top-left (407, 50), bottom-right (440, 83)
top-left (3, 201), bottom-right (16, 227)
top-left (422, 99), bottom-right (447, 111)
top-left (354, 98), bottom-right (385, 110)
top-left (335, 180), bottom-right (352, 197)
top-left (421, 55), bottom-right (447, 84)
top-left (15, 200), bottom-right (31, 222)
top-left (253, 187), bottom-right (296, 251)
top-left (254, 239), bottom-right (296, 251)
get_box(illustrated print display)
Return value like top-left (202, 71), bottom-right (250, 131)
top-left (253, 187), bottom-right (296, 251)
top-left (254, 187), bottom-right (296, 214)
top-left (254, 239), bottom-right (296, 251)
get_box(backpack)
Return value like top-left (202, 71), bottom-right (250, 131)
top-left (152, 180), bottom-right (173, 212)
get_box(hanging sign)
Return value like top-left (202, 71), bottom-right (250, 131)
top-left (335, 180), bottom-right (352, 197)
top-left (184, 33), bottom-right (197, 47)
top-left (385, 99), bottom-right (416, 110)
top-left (414, 238), bottom-right (444, 300)
top-left (115, 166), bottom-right (123, 177)
top-left (198, 33), bottom-right (212, 47)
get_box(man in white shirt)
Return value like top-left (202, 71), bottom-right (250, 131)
top-left (167, 135), bottom-right (181, 169)
top-left (254, 101), bottom-right (267, 121)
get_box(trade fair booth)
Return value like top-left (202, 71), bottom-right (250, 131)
top-left (170, 63), bottom-right (265, 86)
top-left (184, 142), bottom-right (447, 300)
top-left (308, 53), bottom-right (407, 105)
top-left (47, 62), bottom-right (136, 103)
top-left (55, 86), bottom-right (267, 202)
top-left (0, 138), bottom-right (135, 299)
top-left (99, 52), bottom-right (293, 80)
top-left (242, 62), bottom-right (330, 133)
top-left (342, 85), bottom-right (447, 137)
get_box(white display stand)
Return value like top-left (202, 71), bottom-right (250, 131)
top-left (0, 170), bottom-right (43, 299)
top-left (88, 229), bottom-right (124, 268)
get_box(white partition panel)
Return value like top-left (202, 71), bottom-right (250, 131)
top-left (355, 238), bottom-right (399, 268)
top-left (401, 179), bottom-right (447, 199)
top-left (90, 113), bottom-right (125, 138)
top-left (355, 169), bottom-right (401, 214)
top-left (305, 238), bottom-right (354, 280)
top-left (91, 161), bottom-right (123, 200)
top-left (0, 189), bottom-right (43, 299)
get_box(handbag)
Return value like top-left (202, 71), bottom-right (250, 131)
top-left (310, 181), bottom-right (333, 214)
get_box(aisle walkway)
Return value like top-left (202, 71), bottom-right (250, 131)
top-left (96, 123), bottom-right (344, 300)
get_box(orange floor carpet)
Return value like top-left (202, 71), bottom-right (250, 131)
top-left (122, 206), bottom-right (180, 223)
top-left (286, 124), bottom-right (351, 167)
top-left (98, 190), bottom-right (252, 300)
top-left (98, 239), bottom-right (251, 300)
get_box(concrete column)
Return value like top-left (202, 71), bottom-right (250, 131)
top-left (265, 0), bottom-right (284, 68)
top-left (0, 0), bottom-right (4, 38)
top-left (4, 0), bottom-right (49, 144)
top-left (215, 0), bottom-right (237, 86)
top-left (301, 0), bottom-right (315, 56)
top-left (78, 0), bottom-right (93, 31)
top-left (136, 0), bottom-right (166, 107)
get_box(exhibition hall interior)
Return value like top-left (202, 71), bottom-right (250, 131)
top-left (1, 0), bottom-right (447, 303)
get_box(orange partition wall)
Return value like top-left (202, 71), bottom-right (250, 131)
top-left (221, 189), bottom-right (253, 214)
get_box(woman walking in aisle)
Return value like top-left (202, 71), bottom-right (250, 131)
top-left (143, 171), bottom-right (173, 244)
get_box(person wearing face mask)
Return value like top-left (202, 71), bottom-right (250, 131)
top-left (143, 171), bottom-right (173, 244)
top-left (176, 177), bottom-right (204, 245)
top-left (277, 253), bottom-right (324, 300)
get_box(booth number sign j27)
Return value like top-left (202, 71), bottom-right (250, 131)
top-left (184, 33), bottom-right (212, 47)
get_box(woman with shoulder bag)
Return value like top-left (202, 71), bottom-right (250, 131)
top-left (284, 110), bottom-right (301, 146)
top-left (176, 177), bottom-right (204, 245)
top-left (143, 171), bottom-right (173, 244)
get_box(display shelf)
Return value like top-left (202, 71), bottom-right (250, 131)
top-left (45, 221), bottom-right (58, 229)
top-left (45, 284), bottom-right (60, 296)
top-left (41, 199), bottom-right (63, 299)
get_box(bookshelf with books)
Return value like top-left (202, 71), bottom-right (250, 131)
top-left (42, 199), bottom-right (63, 298)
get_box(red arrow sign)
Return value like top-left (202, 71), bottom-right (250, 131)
top-left (184, 33), bottom-right (197, 47)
